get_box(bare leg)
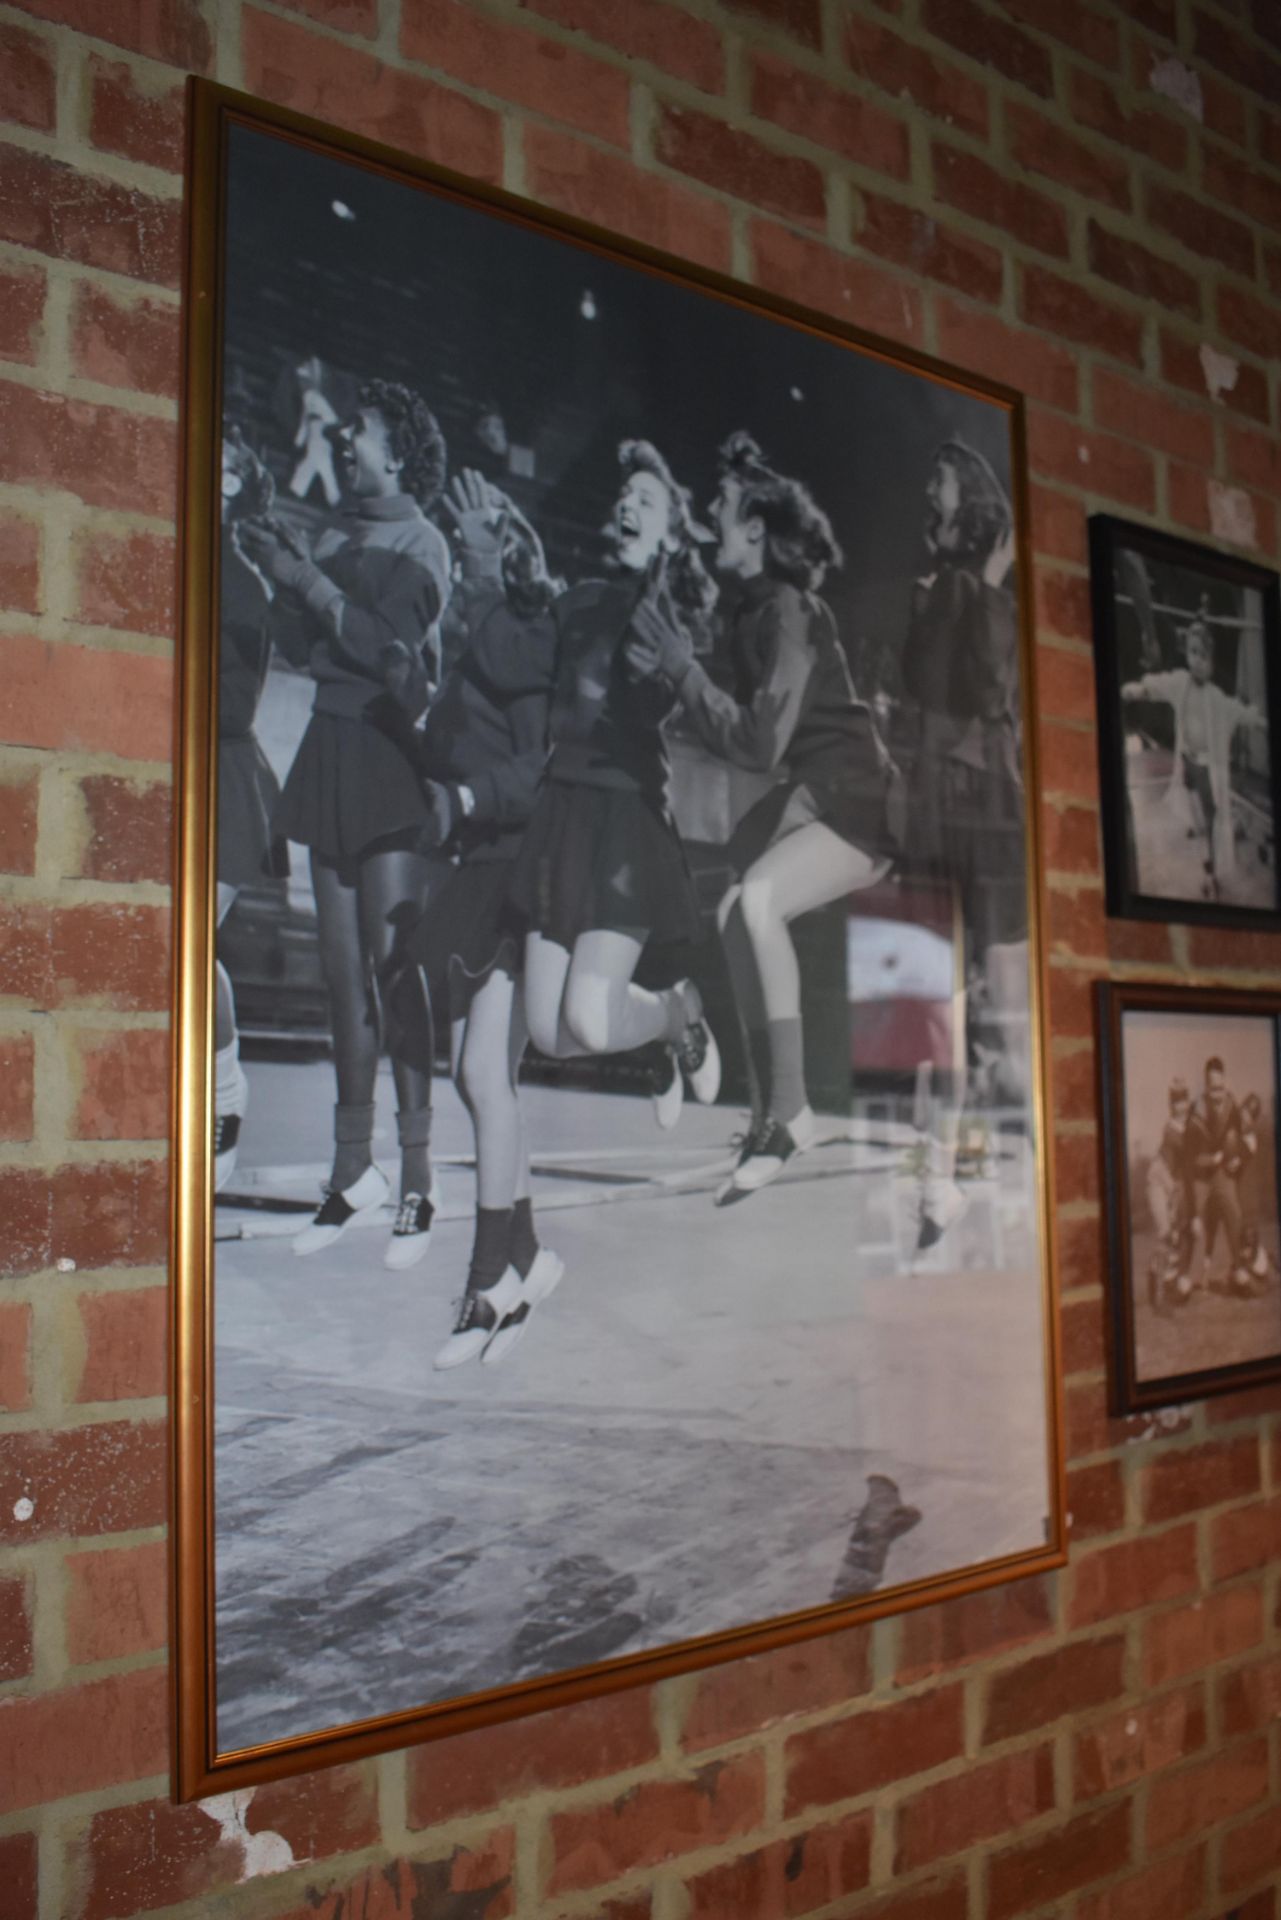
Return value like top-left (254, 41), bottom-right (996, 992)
top-left (717, 884), bottom-right (770, 1126)
top-left (562, 928), bottom-right (689, 1055)
top-left (523, 932), bottom-right (580, 1059)
top-left (311, 854), bottom-right (378, 1190)
top-left (358, 848), bottom-right (436, 1197)
top-left (458, 968), bottom-right (523, 1209)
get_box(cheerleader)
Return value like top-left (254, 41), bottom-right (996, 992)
top-left (214, 425), bottom-right (288, 1191)
top-left (624, 432), bottom-right (900, 1195)
top-left (509, 440), bottom-right (721, 1125)
top-left (413, 471), bottom-right (563, 1366)
top-left (239, 381), bottom-right (450, 1268)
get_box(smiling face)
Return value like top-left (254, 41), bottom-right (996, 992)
top-left (336, 406), bottom-right (401, 499)
top-left (1205, 1064), bottom-right (1228, 1115)
top-left (925, 459), bottom-right (962, 552)
top-left (611, 469), bottom-right (677, 572)
top-left (709, 475), bottom-right (762, 579)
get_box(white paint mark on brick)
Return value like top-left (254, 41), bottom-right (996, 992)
top-left (1149, 56), bottom-right (1204, 121)
top-left (1199, 343), bottom-right (1240, 403)
top-left (1125, 1718), bottom-right (1138, 1736)
top-left (13, 1497), bottom-right (34, 1522)
top-left (199, 1789), bottom-right (295, 1881)
top-left (1209, 480), bottom-right (1257, 549)
top-left (56, 1257), bottom-right (76, 1272)
top-left (1078, 445), bottom-right (1090, 465)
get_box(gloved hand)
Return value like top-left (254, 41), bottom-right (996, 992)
top-left (441, 468), bottom-right (509, 577)
top-left (237, 518), bottom-right (316, 593)
top-left (622, 557), bottom-right (694, 685)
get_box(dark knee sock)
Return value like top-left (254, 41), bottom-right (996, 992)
top-left (468, 1207), bottom-right (513, 1293)
top-left (745, 1023), bottom-right (772, 1125)
top-left (396, 1107), bottom-right (432, 1199)
top-left (509, 1196), bottom-right (538, 1278)
top-left (767, 1018), bottom-right (807, 1127)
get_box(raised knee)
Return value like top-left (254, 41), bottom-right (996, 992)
top-left (526, 1005), bottom-right (563, 1058)
top-left (738, 874), bottom-right (774, 936)
top-left (563, 982), bottom-right (612, 1055)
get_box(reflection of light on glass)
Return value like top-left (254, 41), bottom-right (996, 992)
top-left (790, 385), bottom-right (804, 401)
top-left (331, 200), bottom-right (357, 221)
top-left (580, 289), bottom-right (598, 320)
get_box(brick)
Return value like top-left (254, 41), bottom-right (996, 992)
top-left (987, 1803), bottom-right (1131, 1920)
top-left (5, 0), bottom-right (211, 69)
top-left (1145, 179), bottom-right (1256, 277)
top-left (0, 145), bottom-right (180, 288)
top-left (750, 222), bottom-right (924, 347)
top-left (1007, 102), bottom-right (1131, 209)
top-left (1057, 1207), bottom-right (1105, 1284)
top-left (523, 0), bottom-right (724, 92)
top-left (1140, 1437), bottom-right (1260, 1522)
top-left (0, 1294), bottom-right (31, 1408)
top-left (408, 1689), bottom-right (658, 1825)
top-left (3, 903), bottom-right (172, 1011)
top-left (398, 0), bottom-right (630, 148)
top-left (833, 1882), bottom-right (966, 1920)
top-left (1159, 328), bottom-right (1270, 423)
top-left (983, 1635), bottom-right (1125, 1742)
top-left (1217, 284), bottom-right (1281, 361)
top-left (1220, 1652), bottom-right (1281, 1736)
top-left (1066, 1459), bottom-right (1124, 1541)
top-left (1220, 1804), bottom-right (1281, 1895)
top-left (0, 1667), bottom-right (166, 1812)
top-left (0, 512), bottom-right (41, 613)
top-left (933, 142), bottom-right (1069, 257)
top-left (921, 0), bottom-right (1053, 96)
top-left (0, 774), bottom-right (39, 876)
top-left (999, 0), bottom-right (1120, 66)
top-left (934, 299), bottom-right (1077, 411)
top-left (1211, 1496), bottom-right (1281, 1580)
top-left (1092, 367), bottom-right (1214, 465)
top-left (73, 1028), bottom-right (168, 1142)
top-left (1059, 1287), bottom-right (1106, 1370)
top-left (243, 9), bottom-right (502, 182)
top-left (684, 1811), bottom-right (872, 1919)
top-left (0, 1416), bottom-right (165, 1541)
top-left (66, 1540), bottom-right (166, 1665)
top-left (1146, 1736), bottom-right (1269, 1849)
top-left (87, 54), bottom-right (183, 172)
top-left (844, 15), bottom-right (989, 139)
top-left (896, 1580), bottom-right (1054, 1683)
top-left (0, 1574), bottom-right (33, 1682)
top-left (0, 1034), bottom-right (35, 1142)
top-left (1064, 1380), bottom-right (1187, 1462)
top-left (857, 194), bottom-right (1003, 303)
top-left (1087, 221), bottom-right (1201, 318)
top-left (724, 0), bottom-right (821, 45)
top-left (522, 127), bottom-right (731, 275)
top-left (547, 1753), bottom-right (766, 1893)
top-left (74, 517), bottom-right (175, 640)
top-left (1073, 1684), bottom-right (1206, 1798)
top-left (1188, 924), bottom-right (1281, 972)
top-left (1036, 575), bottom-right (1093, 648)
top-left (1144, 1585), bottom-right (1264, 1687)
top-left (1167, 461), bottom-right (1213, 538)
top-left (1027, 409), bottom-right (1155, 510)
top-left (751, 53), bottom-right (910, 178)
top-left (0, 382), bottom-right (177, 517)
top-left (78, 774), bottom-right (172, 884)
top-left (1205, 142), bottom-right (1281, 234)
top-left (268, 0), bottom-right (378, 34)
top-left (656, 105), bottom-right (826, 227)
top-left (273, 1853), bottom-right (516, 1920)
top-left (1205, 1381), bottom-right (1281, 1424)
top-left (1021, 267), bottom-right (1143, 366)
top-left (1047, 886), bottom-right (1172, 967)
top-left (71, 285), bottom-right (180, 401)
top-left (1070, 1524), bottom-right (1199, 1628)
top-left (1193, 9), bottom-right (1281, 103)
top-left (895, 1744), bottom-right (1054, 1872)
top-left (784, 1685), bottom-right (964, 1815)
top-left (683, 1627), bottom-right (871, 1751)
top-left (1043, 804), bottom-right (1101, 878)
top-left (1226, 422), bottom-right (1281, 497)
top-left (0, 262), bottom-right (46, 365)
top-left (0, 635), bottom-right (172, 762)
top-left (0, 1833), bottom-right (37, 1920)
top-left (76, 1285), bottom-right (166, 1401)
top-left (1075, 1850), bottom-right (1206, 1920)
top-left (1068, 67), bottom-right (1188, 173)
top-left (82, 1768), bottom-right (379, 1918)
top-left (0, 22), bottom-right (57, 130)
top-left (0, 1157), bottom-right (168, 1277)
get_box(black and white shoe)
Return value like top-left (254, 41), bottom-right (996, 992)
top-left (715, 1119), bottom-right (769, 1205)
top-left (292, 1164), bottom-right (389, 1256)
top-left (676, 981), bottom-right (721, 1106)
top-left (732, 1108), bottom-right (817, 1194)
top-left (482, 1247), bottom-right (565, 1367)
top-left (384, 1179), bottom-right (441, 1271)
top-left (433, 1266), bottom-right (524, 1370)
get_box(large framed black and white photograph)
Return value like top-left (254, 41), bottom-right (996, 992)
top-left (1097, 981), bottom-right (1281, 1414)
top-left (174, 80), bottom-right (1064, 1795)
top-left (1089, 514), bottom-right (1281, 929)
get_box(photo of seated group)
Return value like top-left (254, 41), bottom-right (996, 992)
top-left (186, 106), bottom-right (1058, 1761)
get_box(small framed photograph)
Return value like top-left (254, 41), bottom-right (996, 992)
top-left (1097, 980), bottom-right (1281, 1413)
top-left (1090, 514), bottom-right (1281, 929)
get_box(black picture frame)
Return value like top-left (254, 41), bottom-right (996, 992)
top-left (1089, 514), bottom-right (1281, 930)
top-left (1097, 979), bottom-right (1281, 1414)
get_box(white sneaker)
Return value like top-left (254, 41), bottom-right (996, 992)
top-left (733, 1107), bottom-right (817, 1193)
top-left (383, 1178), bottom-right (441, 1271)
top-left (292, 1163), bottom-right (389, 1256)
top-left (433, 1266), bottom-right (524, 1370)
top-left (481, 1248), bottom-right (565, 1367)
top-left (676, 980), bottom-right (721, 1105)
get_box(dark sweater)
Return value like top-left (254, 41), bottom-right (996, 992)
top-left (219, 540), bottom-right (272, 739)
top-left (269, 493), bottom-right (451, 721)
top-left (546, 576), bottom-right (679, 802)
top-left (420, 582), bottom-right (556, 862)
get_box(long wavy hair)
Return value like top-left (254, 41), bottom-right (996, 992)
top-left (717, 430), bottom-right (843, 592)
top-left (932, 439), bottom-right (1011, 566)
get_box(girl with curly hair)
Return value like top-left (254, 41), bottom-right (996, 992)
top-left (239, 379), bottom-right (452, 1269)
top-left (625, 431), bottom-right (901, 1195)
top-left (508, 439), bottom-right (722, 1127)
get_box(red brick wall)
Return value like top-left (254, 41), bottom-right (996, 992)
top-left (1, 1), bottom-right (1278, 1915)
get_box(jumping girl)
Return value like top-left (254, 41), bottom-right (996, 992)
top-left (412, 470), bottom-right (564, 1367)
top-left (239, 380), bottom-right (450, 1268)
top-left (624, 431), bottom-right (900, 1195)
top-left (508, 439), bottom-right (721, 1125)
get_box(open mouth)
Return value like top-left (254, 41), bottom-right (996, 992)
top-left (616, 506), bottom-right (641, 542)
